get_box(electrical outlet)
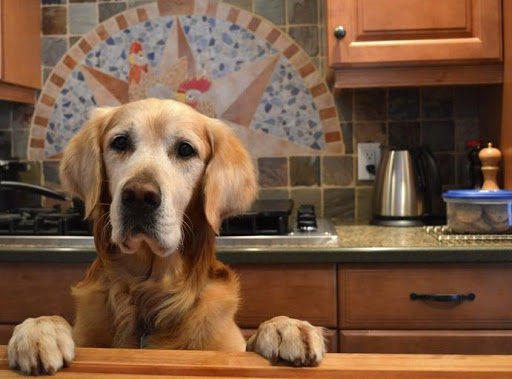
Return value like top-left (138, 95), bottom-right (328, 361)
top-left (357, 143), bottom-right (381, 180)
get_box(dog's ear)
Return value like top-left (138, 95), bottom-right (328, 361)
top-left (203, 119), bottom-right (257, 234)
top-left (60, 108), bottom-right (113, 218)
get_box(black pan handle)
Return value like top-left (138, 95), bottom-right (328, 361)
top-left (410, 293), bottom-right (475, 302)
top-left (0, 181), bottom-right (69, 201)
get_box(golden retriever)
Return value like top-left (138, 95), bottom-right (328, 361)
top-left (7, 99), bottom-right (325, 375)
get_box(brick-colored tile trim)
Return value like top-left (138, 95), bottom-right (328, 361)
top-left (325, 131), bottom-right (341, 143)
top-left (34, 116), bottom-right (49, 128)
top-left (283, 44), bottom-right (299, 59)
top-left (30, 139), bottom-right (45, 148)
top-left (115, 14), bottom-right (128, 31)
top-left (310, 83), bottom-right (328, 97)
top-left (247, 17), bottom-right (261, 32)
top-left (137, 8), bottom-right (148, 22)
top-left (49, 74), bottom-right (65, 88)
top-left (95, 24), bottom-right (109, 41)
top-left (319, 107), bottom-right (337, 120)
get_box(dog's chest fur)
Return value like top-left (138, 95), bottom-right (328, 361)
top-left (100, 260), bottom-right (240, 350)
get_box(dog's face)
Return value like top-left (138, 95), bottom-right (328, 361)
top-left (60, 99), bottom-right (256, 257)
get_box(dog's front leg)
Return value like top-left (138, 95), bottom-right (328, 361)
top-left (246, 315), bottom-right (326, 366)
top-left (7, 315), bottom-right (75, 375)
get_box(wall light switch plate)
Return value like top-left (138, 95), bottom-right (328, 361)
top-left (357, 142), bottom-right (381, 180)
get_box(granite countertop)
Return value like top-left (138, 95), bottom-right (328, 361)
top-left (1, 225), bottom-right (512, 264)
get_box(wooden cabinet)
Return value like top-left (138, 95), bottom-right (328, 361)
top-left (233, 263), bottom-right (337, 328)
top-left (0, 0), bottom-right (41, 103)
top-left (3, 260), bottom-right (512, 354)
top-left (501, 0), bottom-right (512, 189)
top-left (0, 262), bottom-right (340, 352)
top-left (339, 330), bottom-right (512, 354)
top-left (338, 263), bottom-right (512, 354)
top-left (326, 0), bottom-right (504, 88)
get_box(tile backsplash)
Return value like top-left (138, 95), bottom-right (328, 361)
top-left (1, 0), bottom-right (484, 223)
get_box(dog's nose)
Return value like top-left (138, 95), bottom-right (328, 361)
top-left (121, 180), bottom-right (161, 210)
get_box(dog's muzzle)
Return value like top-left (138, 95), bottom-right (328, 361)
top-left (121, 180), bottom-right (161, 230)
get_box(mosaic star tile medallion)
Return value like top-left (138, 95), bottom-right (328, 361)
top-left (29, 0), bottom-right (343, 160)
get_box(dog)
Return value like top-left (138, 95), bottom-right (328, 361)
top-left (7, 99), bottom-right (326, 375)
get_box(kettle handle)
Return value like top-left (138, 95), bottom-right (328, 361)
top-left (411, 148), bottom-right (427, 193)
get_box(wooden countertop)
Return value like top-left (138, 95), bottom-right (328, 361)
top-left (1, 346), bottom-right (512, 378)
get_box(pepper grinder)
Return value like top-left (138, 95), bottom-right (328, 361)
top-left (478, 142), bottom-right (502, 190)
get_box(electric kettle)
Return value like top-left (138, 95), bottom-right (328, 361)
top-left (371, 147), bottom-right (442, 226)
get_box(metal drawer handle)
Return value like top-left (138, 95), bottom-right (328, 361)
top-left (410, 293), bottom-right (476, 302)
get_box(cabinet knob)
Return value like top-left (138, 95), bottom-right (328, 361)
top-left (334, 26), bottom-right (346, 40)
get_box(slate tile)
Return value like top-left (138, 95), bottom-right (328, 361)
top-left (99, 2), bottom-right (127, 22)
top-left (290, 156), bottom-right (320, 186)
top-left (288, 26), bottom-right (319, 56)
top-left (288, 0), bottom-right (318, 24)
top-left (42, 37), bottom-right (67, 66)
top-left (388, 121), bottom-right (420, 149)
top-left (323, 188), bottom-right (355, 222)
top-left (354, 88), bottom-right (386, 121)
top-left (255, 0), bottom-right (285, 25)
top-left (322, 155), bottom-right (353, 186)
top-left (356, 186), bottom-right (373, 223)
top-left (69, 3), bottom-right (97, 35)
top-left (421, 120), bottom-right (455, 152)
top-left (454, 85), bottom-right (479, 119)
top-left (258, 157), bottom-right (288, 187)
top-left (388, 87), bottom-right (419, 120)
top-left (422, 86), bottom-right (453, 119)
top-left (42, 6), bottom-right (67, 35)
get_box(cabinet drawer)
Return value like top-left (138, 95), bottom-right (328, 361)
top-left (338, 264), bottom-right (512, 329)
top-left (234, 264), bottom-right (337, 328)
top-left (0, 262), bottom-right (87, 324)
top-left (339, 330), bottom-right (512, 354)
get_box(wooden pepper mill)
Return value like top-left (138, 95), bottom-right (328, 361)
top-left (479, 142), bottom-right (502, 190)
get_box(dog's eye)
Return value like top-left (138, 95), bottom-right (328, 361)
top-left (111, 135), bottom-right (129, 151)
top-left (177, 142), bottom-right (195, 158)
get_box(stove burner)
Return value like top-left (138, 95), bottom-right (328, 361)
top-left (220, 199), bottom-right (293, 236)
top-left (0, 207), bottom-right (92, 236)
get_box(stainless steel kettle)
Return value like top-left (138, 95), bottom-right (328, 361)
top-left (371, 147), bottom-right (442, 226)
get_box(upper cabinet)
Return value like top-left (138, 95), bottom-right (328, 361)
top-left (326, 0), bottom-right (503, 89)
top-left (0, 0), bottom-right (41, 104)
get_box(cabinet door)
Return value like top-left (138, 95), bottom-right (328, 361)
top-left (326, 0), bottom-right (502, 67)
top-left (339, 330), bottom-right (512, 354)
top-left (233, 264), bottom-right (337, 328)
top-left (1, 0), bottom-right (41, 89)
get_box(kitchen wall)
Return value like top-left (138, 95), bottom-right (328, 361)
top-left (0, 0), bottom-right (483, 223)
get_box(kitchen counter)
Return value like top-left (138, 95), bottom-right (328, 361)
top-left (1, 225), bottom-right (512, 264)
top-left (1, 345), bottom-right (512, 378)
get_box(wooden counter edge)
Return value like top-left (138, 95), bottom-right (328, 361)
top-left (2, 346), bottom-right (512, 378)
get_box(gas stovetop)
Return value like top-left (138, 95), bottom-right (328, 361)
top-left (0, 201), bottom-right (338, 247)
top-left (0, 207), bottom-right (91, 236)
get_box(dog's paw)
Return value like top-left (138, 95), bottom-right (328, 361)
top-left (7, 316), bottom-right (75, 375)
top-left (247, 316), bottom-right (326, 367)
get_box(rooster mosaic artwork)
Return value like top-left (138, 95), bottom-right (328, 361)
top-left (29, 1), bottom-right (342, 160)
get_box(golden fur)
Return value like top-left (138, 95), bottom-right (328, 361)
top-left (61, 99), bottom-right (255, 351)
top-left (7, 99), bottom-right (325, 375)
